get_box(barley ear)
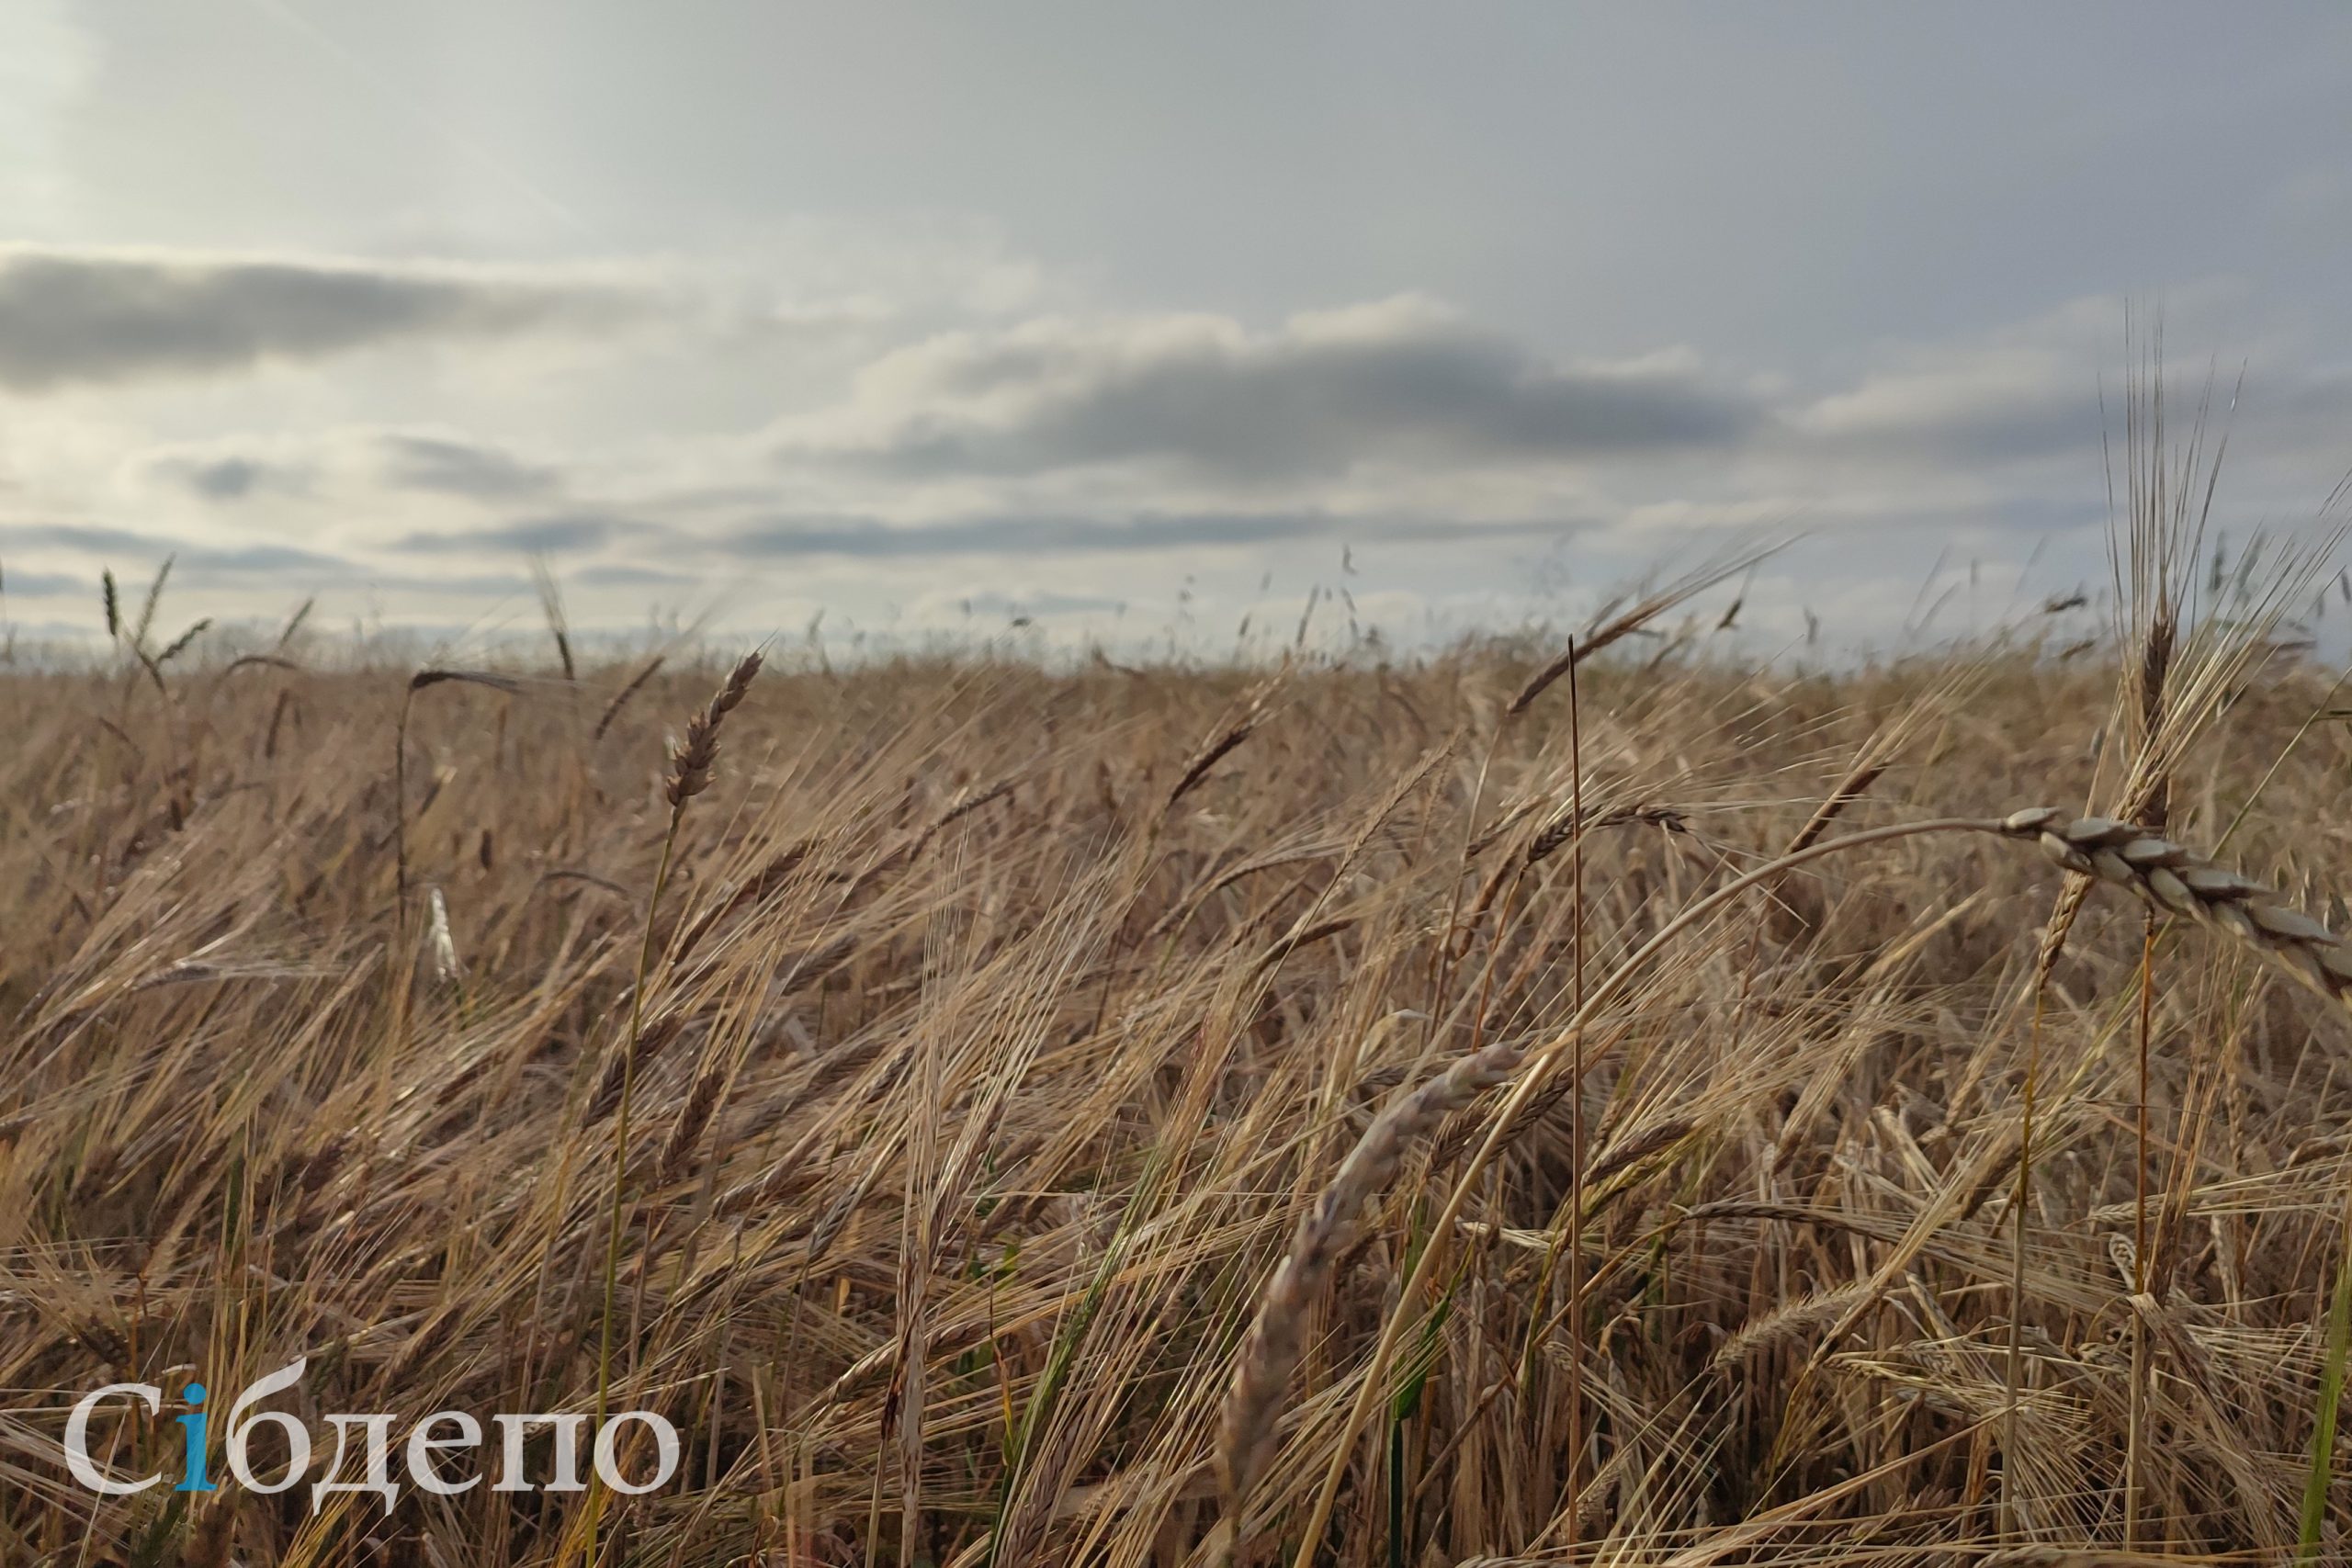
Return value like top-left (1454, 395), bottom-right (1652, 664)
top-left (665, 650), bottom-right (763, 807)
top-left (1218, 1038), bottom-right (1522, 1522)
top-left (1996, 807), bottom-right (2351, 1008)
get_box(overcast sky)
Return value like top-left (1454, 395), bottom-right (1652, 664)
top-left (4, 1), bottom-right (2349, 653)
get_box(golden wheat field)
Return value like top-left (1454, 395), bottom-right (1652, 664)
top-left (6, 525), bottom-right (2352, 1568)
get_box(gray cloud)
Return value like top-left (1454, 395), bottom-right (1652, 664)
top-left (378, 434), bottom-right (560, 500)
top-left (956, 589), bottom-right (1129, 617)
top-left (1786, 334), bottom-right (2352, 494)
top-left (0, 246), bottom-right (645, 390)
top-left (0, 523), bottom-right (356, 581)
top-left (184, 542), bottom-right (349, 574)
top-left (1, 521), bottom-right (174, 554)
top-left (392, 512), bottom-right (650, 554)
top-left (0, 569), bottom-right (80, 598)
top-left (573, 563), bottom-right (704, 589)
top-left (141, 451), bottom-right (312, 502)
top-left (184, 457), bottom-right (272, 500)
top-left (128, 428), bottom-right (562, 507)
top-left (782, 299), bottom-right (1760, 482)
top-left (1794, 353), bottom-right (2104, 465)
top-left (729, 508), bottom-right (1584, 559)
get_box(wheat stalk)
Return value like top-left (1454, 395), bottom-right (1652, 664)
top-left (587, 648), bottom-right (761, 1564)
top-left (594, 653), bottom-right (666, 741)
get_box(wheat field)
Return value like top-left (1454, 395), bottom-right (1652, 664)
top-left (5, 522), bottom-right (2352, 1567)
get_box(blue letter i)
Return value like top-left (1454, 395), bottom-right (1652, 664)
top-left (174, 1383), bottom-right (214, 1492)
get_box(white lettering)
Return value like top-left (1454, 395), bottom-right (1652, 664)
top-left (593, 1411), bottom-right (681, 1495)
top-left (312, 1414), bottom-right (398, 1509)
top-left (224, 1359), bottom-right (311, 1495)
top-left (490, 1412), bottom-right (587, 1493)
top-left (405, 1411), bottom-right (482, 1495)
top-left (63, 1382), bottom-right (162, 1495)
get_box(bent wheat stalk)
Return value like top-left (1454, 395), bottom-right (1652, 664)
top-left (1224, 807), bottom-right (2350, 1560)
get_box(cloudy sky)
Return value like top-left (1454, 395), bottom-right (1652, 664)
top-left (4, 1), bottom-right (2350, 654)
